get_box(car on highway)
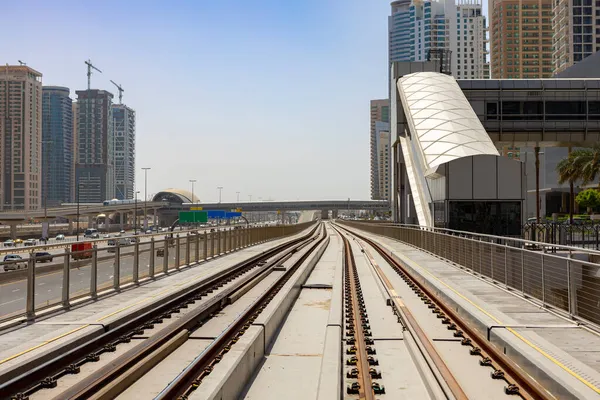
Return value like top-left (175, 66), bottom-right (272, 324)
top-left (24, 239), bottom-right (37, 246)
top-left (145, 229), bottom-right (152, 234)
top-left (104, 234), bottom-right (112, 238)
top-left (84, 229), bottom-right (100, 239)
top-left (34, 252), bottom-right (53, 263)
top-left (2, 254), bottom-right (26, 271)
top-left (3, 240), bottom-right (14, 247)
top-left (107, 237), bottom-right (132, 252)
top-left (56, 234), bottom-right (65, 240)
top-left (14, 238), bottom-right (23, 245)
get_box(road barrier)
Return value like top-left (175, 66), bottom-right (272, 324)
top-left (0, 222), bottom-right (315, 323)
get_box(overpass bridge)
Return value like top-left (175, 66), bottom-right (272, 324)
top-left (0, 199), bottom-right (389, 238)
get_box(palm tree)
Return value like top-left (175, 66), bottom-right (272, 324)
top-left (570, 144), bottom-right (600, 188)
top-left (556, 144), bottom-right (600, 223)
top-left (557, 146), bottom-right (580, 223)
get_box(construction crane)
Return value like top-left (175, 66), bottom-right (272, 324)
top-left (110, 80), bottom-right (124, 104)
top-left (84, 59), bottom-right (102, 90)
top-left (17, 60), bottom-right (26, 66)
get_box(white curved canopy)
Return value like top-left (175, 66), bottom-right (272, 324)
top-left (397, 72), bottom-right (499, 175)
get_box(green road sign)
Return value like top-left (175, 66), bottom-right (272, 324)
top-left (179, 211), bottom-right (207, 223)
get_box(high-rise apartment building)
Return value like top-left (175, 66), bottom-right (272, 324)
top-left (0, 65), bottom-right (43, 211)
top-left (489, 0), bottom-right (554, 78)
top-left (42, 86), bottom-right (73, 206)
top-left (370, 99), bottom-right (390, 200)
top-left (553, 0), bottom-right (600, 75)
top-left (112, 104), bottom-right (135, 200)
top-left (75, 89), bottom-right (115, 203)
top-left (389, 0), bottom-right (488, 79)
top-left (376, 122), bottom-right (391, 201)
top-left (72, 102), bottom-right (78, 202)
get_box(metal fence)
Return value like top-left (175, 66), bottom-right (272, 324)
top-left (339, 220), bottom-right (600, 326)
top-left (522, 222), bottom-right (600, 250)
top-left (0, 222), bottom-right (315, 323)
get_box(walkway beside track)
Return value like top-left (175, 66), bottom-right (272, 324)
top-left (0, 228), bottom-right (313, 378)
top-left (340, 223), bottom-right (600, 400)
top-left (240, 224), bottom-right (343, 400)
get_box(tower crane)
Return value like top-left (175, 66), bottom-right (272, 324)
top-left (18, 60), bottom-right (26, 66)
top-left (110, 80), bottom-right (124, 104)
top-left (84, 59), bottom-right (102, 90)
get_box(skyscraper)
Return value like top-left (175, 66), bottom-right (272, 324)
top-left (112, 104), bottom-right (136, 200)
top-left (553, 0), bottom-right (600, 75)
top-left (0, 65), bottom-right (43, 211)
top-left (388, 0), bottom-right (488, 79)
top-left (42, 86), bottom-right (73, 206)
top-left (75, 89), bottom-right (115, 203)
top-left (370, 99), bottom-right (390, 200)
top-left (489, 0), bottom-right (554, 78)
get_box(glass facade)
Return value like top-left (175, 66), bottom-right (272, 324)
top-left (42, 87), bottom-right (73, 206)
top-left (448, 201), bottom-right (522, 236)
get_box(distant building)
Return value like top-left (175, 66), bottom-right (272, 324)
top-left (0, 65), bottom-right (43, 210)
top-left (389, 0), bottom-right (488, 79)
top-left (376, 122), bottom-right (391, 201)
top-left (75, 89), bottom-right (115, 202)
top-left (370, 99), bottom-right (390, 200)
top-left (489, 0), bottom-right (554, 78)
top-left (72, 102), bottom-right (78, 203)
top-left (112, 104), bottom-right (136, 200)
top-left (42, 86), bottom-right (73, 206)
top-left (553, 0), bottom-right (600, 75)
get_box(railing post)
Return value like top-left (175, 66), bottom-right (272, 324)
top-left (504, 242), bottom-right (509, 287)
top-left (62, 248), bottom-right (71, 308)
top-left (114, 243), bottom-right (121, 291)
top-left (186, 234), bottom-right (190, 266)
top-left (133, 240), bottom-right (140, 284)
top-left (195, 233), bottom-right (200, 262)
top-left (490, 240), bottom-right (494, 281)
top-left (521, 245), bottom-right (525, 295)
top-left (217, 230), bottom-right (221, 256)
top-left (541, 248), bottom-right (546, 306)
top-left (26, 253), bottom-right (35, 320)
top-left (175, 235), bottom-right (181, 269)
top-left (91, 245), bottom-right (98, 299)
top-left (163, 238), bottom-right (169, 274)
top-left (567, 249), bottom-right (578, 317)
top-left (149, 238), bottom-right (155, 278)
top-left (210, 232), bottom-right (215, 258)
top-left (203, 232), bottom-right (208, 260)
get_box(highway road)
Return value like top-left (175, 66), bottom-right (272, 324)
top-left (0, 239), bottom-right (210, 319)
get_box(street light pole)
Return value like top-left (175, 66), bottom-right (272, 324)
top-left (76, 183), bottom-right (80, 241)
top-left (217, 186), bottom-right (223, 203)
top-left (190, 179), bottom-right (197, 204)
top-left (134, 191), bottom-right (140, 235)
top-left (142, 167), bottom-right (151, 230)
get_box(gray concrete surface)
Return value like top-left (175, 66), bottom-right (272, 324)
top-left (0, 230), bottom-right (310, 382)
top-left (345, 224), bottom-right (600, 400)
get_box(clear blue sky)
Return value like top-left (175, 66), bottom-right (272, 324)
top-left (5, 1), bottom-right (392, 202)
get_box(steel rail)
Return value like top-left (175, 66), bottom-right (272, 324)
top-left (0, 224), bottom-right (319, 399)
top-left (155, 224), bottom-right (327, 399)
top-left (336, 223), bottom-right (553, 400)
top-left (339, 229), bottom-right (376, 400)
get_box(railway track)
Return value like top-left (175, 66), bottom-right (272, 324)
top-left (335, 223), bottom-right (554, 400)
top-left (0, 223), bottom-right (322, 400)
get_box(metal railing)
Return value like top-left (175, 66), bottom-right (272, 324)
top-left (339, 220), bottom-right (600, 326)
top-left (0, 222), bottom-right (314, 323)
top-left (522, 222), bottom-right (600, 250)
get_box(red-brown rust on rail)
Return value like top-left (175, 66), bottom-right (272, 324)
top-left (340, 224), bottom-right (553, 400)
top-left (342, 234), bottom-right (376, 400)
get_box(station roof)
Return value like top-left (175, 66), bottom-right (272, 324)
top-left (152, 189), bottom-right (200, 204)
top-left (397, 72), bottom-right (499, 175)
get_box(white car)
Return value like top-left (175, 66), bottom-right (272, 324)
top-left (3, 254), bottom-right (26, 271)
top-left (56, 234), bottom-right (65, 240)
top-left (3, 240), bottom-right (14, 247)
top-left (24, 239), bottom-right (37, 246)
